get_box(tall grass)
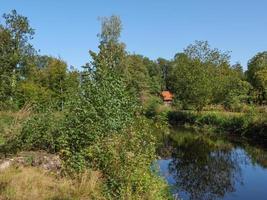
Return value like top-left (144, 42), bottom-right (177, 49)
top-left (0, 166), bottom-right (105, 200)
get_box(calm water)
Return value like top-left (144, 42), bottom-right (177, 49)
top-left (157, 128), bottom-right (267, 200)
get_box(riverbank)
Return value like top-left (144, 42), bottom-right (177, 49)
top-left (168, 110), bottom-right (267, 142)
top-left (0, 110), bottom-right (172, 200)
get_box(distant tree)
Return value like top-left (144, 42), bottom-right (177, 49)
top-left (168, 41), bottom-right (251, 111)
top-left (169, 53), bottom-right (214, 110)
top-left (157, 58), bottom-right (170, 90)
top-left (16, 56), bottom-right (79, 110)
top-left (212, 63), bottom-right (251, 108)
top-left (124, 55), bottom-right (151, 95)
top-left (232, 62), bottom-right (244, 79)
top-left (247, 52), bottom-right (267, 104)
top-left (184, 40), bottom-right (230, 66)
top-left (124, 55), bottom-right (164, 97)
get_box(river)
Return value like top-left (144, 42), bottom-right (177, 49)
top-left (157, 127), bottom-right (267, 200)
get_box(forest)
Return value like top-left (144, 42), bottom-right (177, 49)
top-left (0, 10), bottom-right (267, 200)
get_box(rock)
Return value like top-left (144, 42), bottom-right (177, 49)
top-left (0, 160), bottom-right (12, 171)
top-left (0, 151), bottom-right (62, 172)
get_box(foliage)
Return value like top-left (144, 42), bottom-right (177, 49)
top-left (247, 51), bottom-right (267, 104)
top-left (16, 82), bottom-right (54, 109)
top-left (87, 118), bottom-right (170, 199)
top-left (60, 69), bottom-right (137, 170)
top-left (19, 112), bottom-right (63, 153)
top-left (169, 53), bottom-right (214, 110)
top-left (168, 41), bottom-right (252, 111)
top-left (124, 55), bottom-right (153, 96)
top-left (168, 110), bottom-right (267, 139)
top-left (221, 77), bottom-right (252, 111)
top-left (0, 10), bottom-right (35, 109)
top-left (98, 15), bottom-right (122, 44)
top-left (144, 95), bottom-right (162, 119)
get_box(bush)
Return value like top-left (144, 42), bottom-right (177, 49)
top-left (2, 69), bottom-right (171, 199)
top-left (86, 118), bottom-right (170, 199)
top-left (18, 112), bottom-right (63, 153)
top-left (144, 95), bottom-right (162, 119)
top-left (57, 70), bottom-right (170, 199)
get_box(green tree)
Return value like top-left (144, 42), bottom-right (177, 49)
top-left (124, 54), bottom-right (151, 96)
top-left (184, 40), bottom-right (230, 65)
top-left (169, 53), bottom-right (214, 110)
top-left (212, 62), bottom-right (251, 109)
top-left (0, 10), bottom-right (35, 109)
top-left (157, 58), bottom-right (170, 90)
top-left (16, 55), bottom-right (79, 110)
top-left (89, 15), bottom-right (126, 76)
top-left (247, 52), bottom-right (267, 104)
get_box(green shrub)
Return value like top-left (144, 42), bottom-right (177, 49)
top-left (19, 112), bottom-right (63, 153)
top-left (86, 118), bottom-right (170, 199)
top-left (2, 69), bottom-right (171, 199)
top-left (144, 96), bottom-right (162, 119)
top-left (57, 70), bottom-right (170, 199)
top-left (196, 113), bottom-right (225, 126)
top-left (59, 71), bottom-right (138, 171)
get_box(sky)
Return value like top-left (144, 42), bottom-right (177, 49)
top-left (1, 0), bottom-right (267, 70)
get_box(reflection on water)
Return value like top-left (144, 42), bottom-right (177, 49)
top-left (157, 128), bottom-right (267, 200)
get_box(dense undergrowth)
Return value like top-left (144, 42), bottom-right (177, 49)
top-left (0, 72), bottom-right (171, 200)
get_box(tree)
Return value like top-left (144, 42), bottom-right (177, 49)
top-left (60, 16), bottom-right (139, 171)
top-left (0, 27), bottom-right (14, 108)
top-left (184, 40), bottom-right (230, 66)
top-left (0, 10), bottom-right (35, 109)
top-left (2, 10), bottom-right (35, 79)
top-left (254, 69), bottom-right (267, 101)
top-left (157, 58), bottom-right (170, 90)
top-left (212, 62), bottom-right (251, 109)
top-left (169, 53), bottom-right (214, 110)
top-left (124, 55), bottom-right (151, 95)
top-left (16, 55), bottom-right (79, 110)
top-left (89, 15), bottom-right (126, 76)
top-left (247, 52), bottom-right (267, 104)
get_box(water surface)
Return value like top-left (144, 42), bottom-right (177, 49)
top-left (157, 128), bottom-right (267, 200)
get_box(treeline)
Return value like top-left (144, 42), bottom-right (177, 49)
top-left (1, 11), bottom-right (267, 113)
top-left (167, 41), bottom-right (267, 111)
top-left (0, 10), bottom-right (79, 110)
top-left (0, 11), bottom-right (164, 111)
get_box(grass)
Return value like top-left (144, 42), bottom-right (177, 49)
top-left (0, 166), bottom-right (105, 200)
top-left (0, 105), bottom-right (32, 146)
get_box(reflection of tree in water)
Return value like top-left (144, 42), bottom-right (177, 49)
top-left (169, 136), bottom-right (242, 200)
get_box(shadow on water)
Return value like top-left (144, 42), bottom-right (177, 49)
top-left (157, 127), bottom-right (267, 200)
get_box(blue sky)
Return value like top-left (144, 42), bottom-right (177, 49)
top-left (1, 0), bottom-right (267, 69)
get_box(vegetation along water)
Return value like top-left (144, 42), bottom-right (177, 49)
top-left (0, 9), bottom-right (267, 200)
